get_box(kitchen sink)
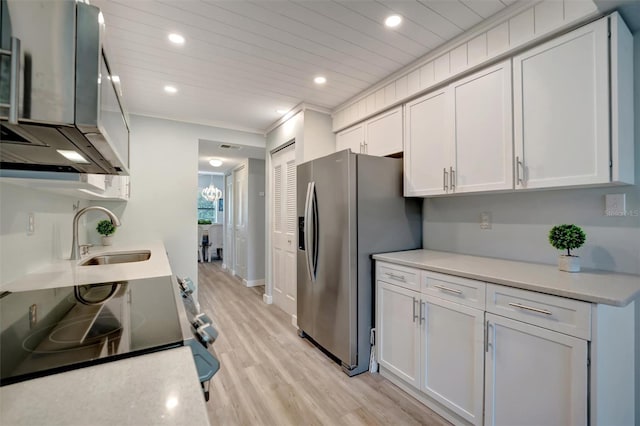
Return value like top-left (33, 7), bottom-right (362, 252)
top-left (80, 250), bottom-right (151, 266)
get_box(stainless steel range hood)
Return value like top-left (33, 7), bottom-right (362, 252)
top-left (0, 0), bottom-right (129, 174)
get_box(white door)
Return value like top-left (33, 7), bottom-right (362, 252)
top-left (224, 174), bottom-right (234, 272)
top-left (451, 60), bottom-right (513, 193)
top-left (485, 313), bottom-right (588, 426)
top-left (404, 88), bottom-right (452, 196)
top-left (365, 106), bottom-right (403, 157)
top-left (513, 18), bottom-right (609, 189)
top-left (271, 144), bottom-right (297, 319)
top-left (376, 281), bottom-right (421, 389)
top-left (421, 296), bottom-right (485, 425)
top-left (233, 165), bottom-right (248, 279)
top-left (336, 123), bottom-right (364, 154)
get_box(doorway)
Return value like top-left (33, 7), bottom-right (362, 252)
top-left (270, 142), bottom-right (297, 322)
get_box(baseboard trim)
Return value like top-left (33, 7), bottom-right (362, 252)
top-left (263, 294), bottom-right (273, 304)
top-left (242, 278), bottom-right (265, 288)
top-left (291, 314), bottom-right (297, 328)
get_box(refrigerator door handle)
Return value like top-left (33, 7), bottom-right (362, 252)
top-left (304, 182), bottom-right (314, 282)
top-left (311, 181), bottom-right (319, 281)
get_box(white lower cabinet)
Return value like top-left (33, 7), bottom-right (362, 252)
top-left (421, 296), bottom-right (484, 424)
top-left (377, 281), bottom-right (420, 388)
top-left (376, 262), bottom-right (597, 426)
top-left (484, 313), bottom-right (588, 426)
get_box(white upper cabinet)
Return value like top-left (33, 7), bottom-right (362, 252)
top-left (451, 61), bottom-right (513, 193)
top-left (365, 106), bottom-right (403, 157)
top-left (336, 123), bottom-right (364, 154)
top-left (404, 88), bottom-right (452, 196)
top-left (513, 14), bottom-right (634, 189)
top-left (405, 60), bottom-right (512, 196)
top-left (335, 106), bottom-right (403, 157)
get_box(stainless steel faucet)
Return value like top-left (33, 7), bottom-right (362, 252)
top-left (71, 206), bottom-right (121, 260)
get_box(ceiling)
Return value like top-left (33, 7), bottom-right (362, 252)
top-left (198, 139), bottom-right (266, 174)
top-left (91, 0), bottom-right (518, 133)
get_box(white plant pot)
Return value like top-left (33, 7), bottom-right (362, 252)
top-left (102, 236), bottom-right (113, 246)
top-left (558, 255), bottom-right (580, 272)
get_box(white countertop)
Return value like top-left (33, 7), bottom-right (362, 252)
top-left (1, 241), bottom-right (173, 292)
top-left (373, 250), bottom-right (640, 306)
top-left (0, 346), bottom-right (211, 426)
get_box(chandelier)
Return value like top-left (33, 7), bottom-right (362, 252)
top-left (201, 184), bottom-right (222, 202)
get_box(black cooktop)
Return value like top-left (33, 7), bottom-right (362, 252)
top-left (0, 276), bottom-right (184, 386)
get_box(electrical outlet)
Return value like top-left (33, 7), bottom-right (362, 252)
top-left (27, 212), bottom-right (35, 235)
top-left (605, 194), bottom-right (626, 216)
top-left (480, 212), bottom-right (491, 230)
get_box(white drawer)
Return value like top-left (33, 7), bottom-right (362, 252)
top-left (376, 261), bottom-right (420, 291)
top-left (486, 284), bottom-right (591, 340)
top-left (421, 271), bottom-right (486, 309)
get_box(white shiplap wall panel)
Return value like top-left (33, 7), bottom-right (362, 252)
top-left (332, 0), bottom-right (600, 132)
top-left (487, 22), bottom-right (510, 57)
top-left (468, 34), bottom-right (488, 66)
top-left (509, 8), bottom-right (536, 46)
top-left (450, 44), bottom-right (468, 73)
top-left (534, 1), bottom-right (565, 34)
top-left (434, 54), bottom-right (451, 82)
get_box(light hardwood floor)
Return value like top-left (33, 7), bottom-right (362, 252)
top-left (198, 261), bottom-right (450, 426)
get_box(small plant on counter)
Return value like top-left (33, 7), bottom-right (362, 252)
top-left (548, 224), bottom-right (586, 272)
top-left (97, 219), bottom-right (116, 246)
top-left (96, 219), bottom-right (116, 236)
top-left (198, 219), bottom-right (212, 225)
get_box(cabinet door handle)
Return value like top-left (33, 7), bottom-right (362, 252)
top-left (516, 156), bottom-right (524, 185)
top-left (508, 302), bottom-right (552, 315)
top-left (419, 301), bottom-right (425, 325)
top-left (485, 320), bottom-right (493, 353)
top-left (449, 166), bottom-right (455, 190)
top-left (412, 297), bottom-right (418, 323)
top-left (385, 272), bottom-right (405, 282)
top-left (443, 168), bottom-right (448, 192)
top-left (360, 142), bottom-right (364, 153)
top-left (433, 284), bottom-right (462, 295)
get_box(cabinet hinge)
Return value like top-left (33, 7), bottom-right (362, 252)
top-left (587, 357), bottom-right (591, 367)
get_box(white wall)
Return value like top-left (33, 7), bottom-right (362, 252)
top-left (90, 115), bottom-right (265, 292)
top-left (0, 184), bottom-right (87, 286)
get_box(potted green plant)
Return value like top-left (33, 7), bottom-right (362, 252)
top-left (548, 224), bottom-right (586, 272)
top-left (96, 219), bottom-right (117, 246)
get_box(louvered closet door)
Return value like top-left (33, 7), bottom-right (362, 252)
top-left (271, 144), bottom-right (297, 320)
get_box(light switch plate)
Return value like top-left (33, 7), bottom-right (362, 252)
top-left (605, 194), bottom-right (626, 216)
top-left (480, 212), bottom-right (491, 229)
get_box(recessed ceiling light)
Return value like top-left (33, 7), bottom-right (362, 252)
top-left (385, 14), bottom-right (402, 28)
top-left (276, 109), bottom-right (288, 114)
top-left (164, 85), bottom-right (178, 94)
top-left (314, 76), bottom-right (327, 85)
top-left (168, 33), bottom-right (185, 45)
top-left (56, 149), bottom-right (90, 164)
top-left (98, 12), bottom-right (105, 25)
top-left (209, 159), bottom-right (223, 167)
top-left (111, 75), bottom-right (120, 83)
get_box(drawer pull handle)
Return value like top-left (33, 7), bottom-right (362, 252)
top-left (508, 302), bottom-right (552, 316)
top-left (385, 272), bottom-right (406, 282)
top-left (433, 284), bottom-right (462, 295)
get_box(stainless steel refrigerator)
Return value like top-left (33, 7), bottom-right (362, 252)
top-left (297, 150), bottom-right (422, 376)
